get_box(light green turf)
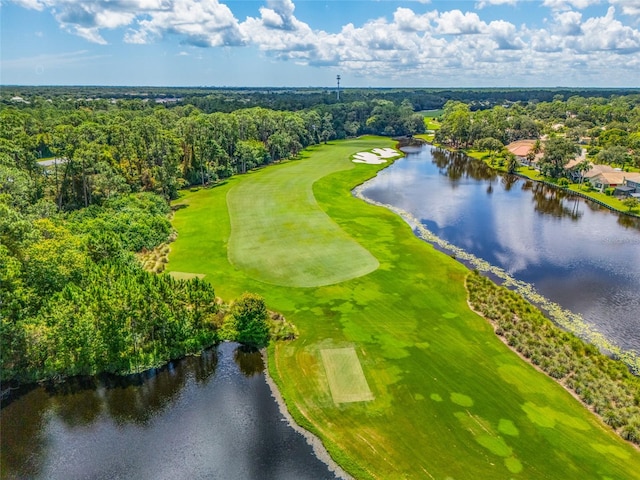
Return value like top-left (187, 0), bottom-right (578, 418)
top-left (167, 271), bottom-right (205, 280)
top-left (226, 148), bottom-right (379, 287)
top-left (168, 137), bottom-right (640, 479)
top-left (321, 347), bottom-right (374, 404)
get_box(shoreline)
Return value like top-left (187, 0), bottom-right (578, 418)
top-left (464, 296), bottom-right (640, 453)
top-left (261, 349), bottom-right (354, 480)
top-left (351, 163), bottom-right (640, 373)
top-left (455, 145), bottom-right (640, 219)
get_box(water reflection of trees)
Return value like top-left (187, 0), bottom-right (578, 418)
top-left (617, 214), bottom-right (640, 230)
top-left (528, 182), bottom-right (583, 220)
top-left (432, 148), bottom-right (498, 184)
top-left (0, 347), bottom-right (219, 479)
top-left (234, 345), bottom-right (265, 377)
top-left (100, 348), bottom-right (218, 425)
top-left (501, 174), bottom-right (519, 192)
top-left (0, 387), bottom-right (49, 478)
top-left (431, 148), bottom-right (593, 221)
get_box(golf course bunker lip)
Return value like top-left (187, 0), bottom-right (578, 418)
top-left (321, 347), bottom-right (374, 404)
top-left (352, 148), bottom-right (399, 164)
top-left (167, 271), bottom-right (206, 280)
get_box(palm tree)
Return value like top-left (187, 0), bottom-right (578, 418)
top-left (507, 153), bottom-right (519, 173)
top-left (575, 159), bottom-right (591, 187)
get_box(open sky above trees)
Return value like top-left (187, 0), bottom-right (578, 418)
top-left (2, 0), bottom-right (640, 87)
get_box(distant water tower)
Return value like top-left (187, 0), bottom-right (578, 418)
top-left (336, 75), bottom-right (341, 101)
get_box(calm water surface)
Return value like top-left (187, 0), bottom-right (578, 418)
top-left (362, 145), bottom-right (640, 353)
top-left (0, 342), bottom-right (339, 480)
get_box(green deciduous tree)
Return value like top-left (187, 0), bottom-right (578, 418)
top-left (232, 293), bottom-right (269, 347)
top-left (540, 137), bottom-right (581, 178)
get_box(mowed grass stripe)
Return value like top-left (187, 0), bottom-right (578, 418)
top-left (227, 144), bottom-right (379, 287)
top-left (168, 137), bottom-right (640, 479)
top-left (321, 347), bottom-right (374, 404)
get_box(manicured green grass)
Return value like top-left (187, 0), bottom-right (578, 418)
top-left (168, 137), bottom-right (640, 479)
top-left (321, 347), bottom-right (374, 404)
top-left (226, 147), bottom-right (378, 287)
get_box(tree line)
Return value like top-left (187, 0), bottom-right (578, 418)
top-left (5, 85), bottom-right (639, 114)
top-left (435, 94), bottom-right (640, 177)
top-left (1, 98), bottom-right (424, 211)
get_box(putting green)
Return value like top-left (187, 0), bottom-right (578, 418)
top-left (168, 137), bottom-right (640, 479)
top-left (227, 146), bottom-right (379, 287)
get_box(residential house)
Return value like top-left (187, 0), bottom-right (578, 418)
top-left (505, 140), bottom-right (542, 166)
top-left (591, 170), bottom-right (627, 192)
top-left (617, 174), bottom-right (640, 198)
top-left (625, 177), bottom-right (640, 193)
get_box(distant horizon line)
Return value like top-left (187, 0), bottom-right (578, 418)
top-left (3, 84), bottom-right (640, 90)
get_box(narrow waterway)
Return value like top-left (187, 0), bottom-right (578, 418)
top-left (0, 342), bottom-right (340, 480)
top-left (361, 145), bottom-right (640, 354)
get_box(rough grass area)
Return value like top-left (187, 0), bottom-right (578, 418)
top-left (226, 142), bottom-right (379, 287)
top-left (137, 242), bottom-right (172, 273)
top-left (168, 137), bottom-right (640, 479)
top-left (321, 347), bottom-right (374, 404)
top-left (167, 271), bottom-right (206, 280)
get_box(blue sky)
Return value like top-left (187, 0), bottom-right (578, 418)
top-left (1, 0), bottom-right (640, 87)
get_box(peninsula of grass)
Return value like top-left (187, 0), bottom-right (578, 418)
top-left (168, 137), bottom-right (640, 479)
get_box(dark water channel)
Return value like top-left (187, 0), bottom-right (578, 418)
top-left (361, 145), bottom-right (640, 354)
top-left (0, 342), bottom-right (339, 480)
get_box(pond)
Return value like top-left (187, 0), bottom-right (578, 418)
top-left (360, 145), bottom-right (640, 354)
top-left (0, 342), bottom-right (342, 480)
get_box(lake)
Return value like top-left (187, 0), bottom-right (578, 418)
top-left (0, 342), bottom-right (341, 480)
top-left (360, 145), bottom-right (640, 354)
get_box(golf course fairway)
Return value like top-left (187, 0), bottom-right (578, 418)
top-left (167, 137), bottom-right (640, 479)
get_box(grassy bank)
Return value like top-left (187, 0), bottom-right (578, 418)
top-left (168, 137), bottom-right (640, 479)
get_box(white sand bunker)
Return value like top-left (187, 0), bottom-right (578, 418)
top-left (352, 148), bottom-right (399, 164)
top-left (321, 347), bottom-right (374, 404)
top-left (372, 147), bottom-right (400, 158)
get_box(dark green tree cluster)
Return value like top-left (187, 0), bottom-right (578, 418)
top-left (3, 262), bottom-right (219, 382)
top-left (0, 164), bottom-right (220, 382)
top-left (538, 136), bottom-right (581, 178)
top-left (219, 293), bottom-right (270, 348)
top-left (466, 270), bottom-right (640, 445)
top-left (435, 94), bottom-right (640, 171)
top-left (5, 86), bottom-right (638, 115)
top-left (435, 101), bottom-right (541, 148)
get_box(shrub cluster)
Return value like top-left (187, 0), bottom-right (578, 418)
top-left (466, 270), bottom-right (640, 445)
